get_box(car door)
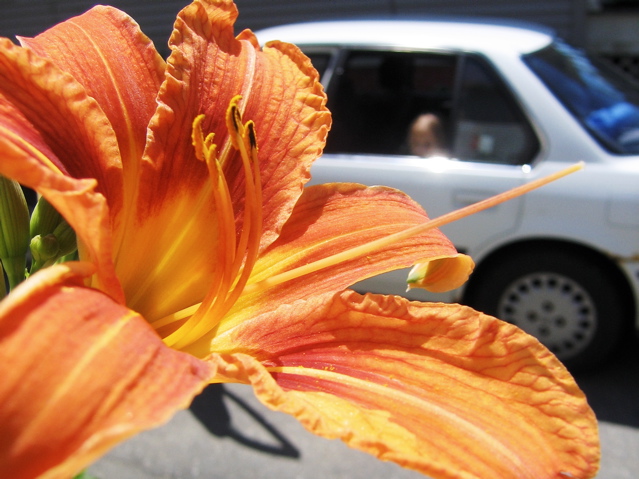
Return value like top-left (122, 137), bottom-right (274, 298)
top-left (308, 48), bottom-right (541, 299)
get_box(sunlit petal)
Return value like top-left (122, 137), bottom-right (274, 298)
top-left (19, 5), bottom-right (165, 212)
top-left (0, 38), bottom-right (122, 208)
top-left (187, 183), bottom-right (473, 345)
top-left (250, 183), bottom-right (472, 292)
top-left (144, 0), bottom-right (329, 250)
top-left (208, 291), bottom-right (599, 479)
top-left (0, 263), bottom-right (213, 479)
top-left (0, 128), bottom-right (122, 300)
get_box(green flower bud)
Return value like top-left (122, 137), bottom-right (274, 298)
top-left (28, 196), bottom-right (77, 275)
top-left (30, 234), bottom-right (60, 270)
top-left (0, 176), bottom-right (29, 289)
top-left (30, 195), bottom-right (64, 237)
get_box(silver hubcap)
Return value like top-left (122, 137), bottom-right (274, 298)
top-left (497, 272), bottom-right (597, 360)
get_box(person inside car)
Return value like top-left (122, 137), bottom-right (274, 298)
top-left (407, 113), bottom-right (448, 157)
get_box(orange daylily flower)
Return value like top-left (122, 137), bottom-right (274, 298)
top-left (0, 1), bottom-right (599, 479)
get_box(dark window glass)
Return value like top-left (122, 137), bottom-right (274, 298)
top-left (325, 50), bottom-right (538, 165)
top-left (325, 51), bottom-right (456, 156)
top-left (452, 56), bottom-right (539, 164)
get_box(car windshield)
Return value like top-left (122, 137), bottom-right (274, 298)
top-left (524, 40), bottom-right (639, 155)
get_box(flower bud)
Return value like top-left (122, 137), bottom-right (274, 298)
top-left (28, 196), bottom-right (77, 274)
top-left (30, 195), bottom-right (64, 237)
top-left (30, 234), bottom-right (60, 270)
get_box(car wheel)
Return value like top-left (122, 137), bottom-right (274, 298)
top-left (463, 248), bottom-right (628, 369)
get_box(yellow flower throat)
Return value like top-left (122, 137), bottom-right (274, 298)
top-left (153, 96), bottom-right (262, 350)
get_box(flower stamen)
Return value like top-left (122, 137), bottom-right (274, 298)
top-left (161, 96), bottom-right (263, 349)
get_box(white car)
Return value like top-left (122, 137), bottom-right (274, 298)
top-left (256, 19), bottom-right (639, 369)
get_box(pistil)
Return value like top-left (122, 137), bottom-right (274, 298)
top-left (241, 163), bottom-right (584, 295)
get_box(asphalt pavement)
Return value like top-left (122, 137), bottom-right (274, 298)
top-left (89, 336), bottom-right (639, 479)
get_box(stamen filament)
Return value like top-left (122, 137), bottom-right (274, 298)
top-left (163, 97), bottom-right (265, 349)
top-left (223, 121), bottom-right (262, 309)
top-left (158, 114), bottom-right (239, 343)
top-left (227, 120), bottom-right (258, 288)
top-left (242, 163), bottom-right (584, 295)
top-left (151, 303), bottom-right (199, 329)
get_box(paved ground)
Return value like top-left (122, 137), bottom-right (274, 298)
top-left (90, 338), bottom-right (639, 479)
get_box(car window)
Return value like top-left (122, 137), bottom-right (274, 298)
top-left (324, 49), bottom-right (539, 165)
top-left (453, 56), bottom-right (540, 164)
top-left (325, 51), bottom-right (456, 156)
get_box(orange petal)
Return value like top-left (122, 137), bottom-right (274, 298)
top-left (0, 263), bottom-right (213, 479)
top-left (0, 123), bottom-right (123, 301)
top-left (18, 5), bottom-right (165, 208)
top-left (209, 291), bottom-right (600, 479)
top-left (116, 0), bottom-right (330, 320)
top-left (0, 23), bottom-right (131, 298)
top-left (0, 38), bottom-right (122, 210)
top-left (234, 184), bottom-right (471, 320)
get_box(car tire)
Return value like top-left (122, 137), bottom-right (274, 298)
top-left (463, 247), bottom-right (629, 370)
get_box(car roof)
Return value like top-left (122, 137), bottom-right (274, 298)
top-left (255, 19), bottom-right (555, 55)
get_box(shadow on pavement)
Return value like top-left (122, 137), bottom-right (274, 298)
top-left (190, 384), bottom-right (300, 459)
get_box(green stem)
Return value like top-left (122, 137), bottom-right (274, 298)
top-left (0, 262), bottom-right (6, 300)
